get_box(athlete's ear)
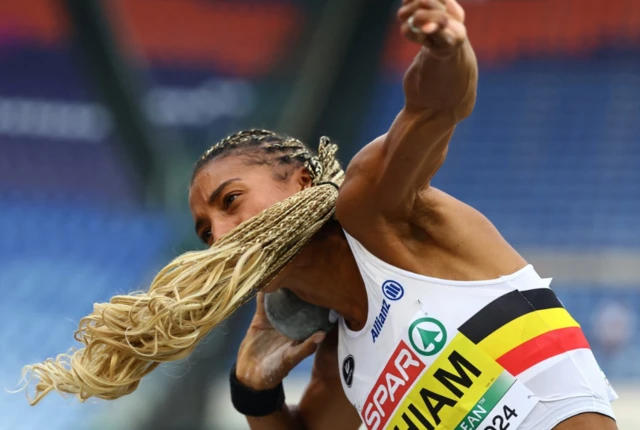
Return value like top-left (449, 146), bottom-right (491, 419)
top-left (296, 166), bottom-right (313, 191)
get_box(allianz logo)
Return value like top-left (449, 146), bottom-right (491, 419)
top-left (371, 281), bottom-right (404, 343)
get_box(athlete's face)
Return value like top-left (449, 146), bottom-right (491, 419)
top-left (189, 156), bottom-right (312, 245)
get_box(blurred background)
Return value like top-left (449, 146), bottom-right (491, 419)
top-left (0, 0), bottom-right (638, 429)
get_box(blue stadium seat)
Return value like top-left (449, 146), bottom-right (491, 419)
top-left (0, 199), bottom-right (173, 430)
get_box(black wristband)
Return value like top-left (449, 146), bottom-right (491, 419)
top-left (229, 364), bottom-right (285, 417)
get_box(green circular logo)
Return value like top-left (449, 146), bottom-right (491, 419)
top-left (408, 317), bottom-right (447, 356)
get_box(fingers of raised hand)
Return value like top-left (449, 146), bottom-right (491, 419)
top-left (398, 0), bottom-right (467, 51)
top-left (441, 18), bottom-right (467, 47)
top-left (445, 0), bottom-right (465, 22)
top-left (422, 15), bottom-right (466, 50)
top-left (404, 9), bottom-right (449, 35)
top-left (398, 0), bottom-right (446, 24)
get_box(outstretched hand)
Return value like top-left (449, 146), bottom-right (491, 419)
top-left (235, 292), bottom-right (326, 390)
top-left (398, 0), bottom-right (467, 58)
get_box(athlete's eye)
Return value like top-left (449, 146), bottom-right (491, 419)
top-left (201, 229), bottom-right (212, 244)
top-left (223, 193), bottom-right (239, 210)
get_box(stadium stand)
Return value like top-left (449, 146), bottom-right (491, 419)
top-left (1, 1), bottom-right (638, 429)
top-left (0, 2), bottom-right (309, 429)
top-left (0, 199), bottom-right (171, 430)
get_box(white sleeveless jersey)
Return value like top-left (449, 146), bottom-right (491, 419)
top-left (338, 232), bottom-right (616, 430)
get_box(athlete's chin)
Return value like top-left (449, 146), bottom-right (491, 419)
top-left (554, 412), bottom-right (617, 430)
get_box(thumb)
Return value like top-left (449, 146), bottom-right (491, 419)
top-left (255, 292), bottom-right (266, 313)
top-left (284, 331), bottom-right (326, 368)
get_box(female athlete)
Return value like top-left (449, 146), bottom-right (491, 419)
top-left (24, 1), bottom-right (617, 429)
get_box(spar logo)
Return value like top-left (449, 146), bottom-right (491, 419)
top-left (362, 341), bottom-right (424, 430)
top-left (408, 317), bottom-right (447, 356)
top-left (371, 281), bottom-right (404, 343)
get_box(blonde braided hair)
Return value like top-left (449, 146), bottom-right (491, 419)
top-left (21, 130), bottom-right (344, 405)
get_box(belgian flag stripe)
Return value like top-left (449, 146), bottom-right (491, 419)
top-left (478, 308), bottom-right (580, 359)
top-left (496, 326), bottom-right (590, 376)
top-left (458, 288), bottom-right (563, 344)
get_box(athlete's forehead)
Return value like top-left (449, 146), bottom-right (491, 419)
top-left (191, 154), bottom-right (270, 192)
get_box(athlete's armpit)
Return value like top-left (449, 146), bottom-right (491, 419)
top-left (553, 412), bottom-right (618, 430)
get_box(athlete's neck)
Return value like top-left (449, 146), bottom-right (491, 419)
top-left (267, 221), bottom-right (368, 331)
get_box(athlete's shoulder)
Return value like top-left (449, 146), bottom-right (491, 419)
top-left (340, 135), bottom-right (386, 190)
top-left (335, 136), bottom-right (388, 232)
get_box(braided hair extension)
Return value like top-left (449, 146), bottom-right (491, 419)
top-left (21, 130), bottom-right (344, 405)
top-left (192, 129), bottom-right (337, 186)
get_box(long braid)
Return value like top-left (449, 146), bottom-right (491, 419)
top-left (21, 130), bottom-right (344, 405)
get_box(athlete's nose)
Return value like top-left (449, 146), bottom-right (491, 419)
top-left (211, 218), bottom-right (238, 243)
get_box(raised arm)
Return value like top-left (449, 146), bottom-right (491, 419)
top-left (399, 0), bottom-right (476, 114)
top-left (338, 0), bottom-right (477, 223)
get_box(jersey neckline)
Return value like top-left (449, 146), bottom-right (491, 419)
top-left (340, 231), bottom-right (534, 339)
top-left (343, 230), bottom-right (533, 287)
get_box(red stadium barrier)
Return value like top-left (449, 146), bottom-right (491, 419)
top-left (0, 0), bottom-right (304, 76)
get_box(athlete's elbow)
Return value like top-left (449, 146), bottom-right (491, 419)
top-left (288, 405), bottom-right (308, 430)
top-left (454, 92), bottom-right (476, 121)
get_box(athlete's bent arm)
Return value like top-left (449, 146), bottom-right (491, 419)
top-left (338, 0), bottom-right (477, 223)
